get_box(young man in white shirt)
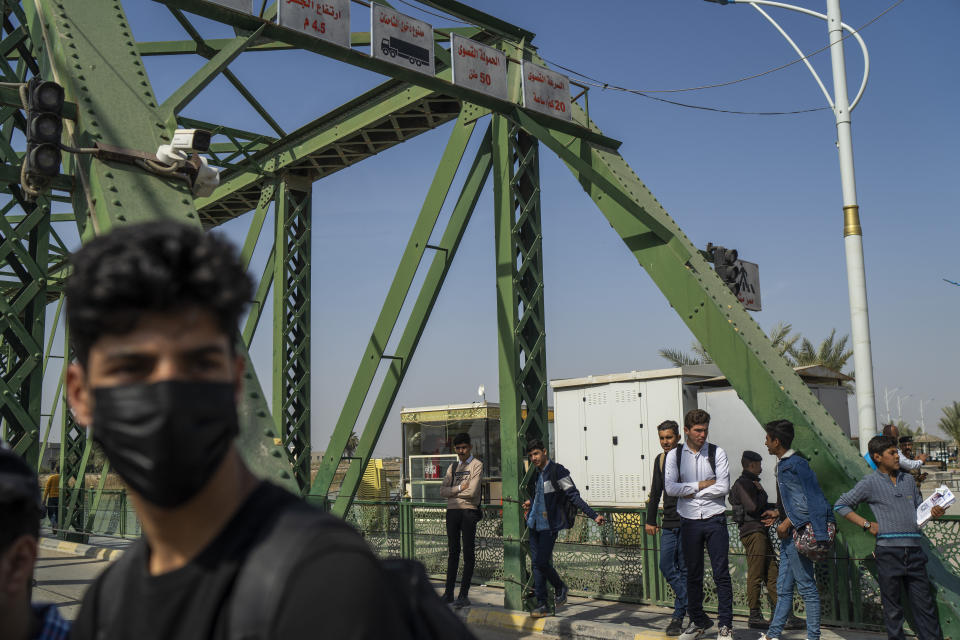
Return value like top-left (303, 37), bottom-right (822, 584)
top-left (665, 409), bottom-right (733, 640)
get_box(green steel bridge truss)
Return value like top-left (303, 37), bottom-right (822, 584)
top-left (1, 0), bottom-right (958, 629)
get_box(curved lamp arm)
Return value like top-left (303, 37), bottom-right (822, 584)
top-left (723, 0), bottom-right (870, 111)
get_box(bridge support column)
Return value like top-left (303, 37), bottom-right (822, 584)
top-left (493, 116), bottom-right (549, 612)
top-left (273, 174), bottom-right (312, 493)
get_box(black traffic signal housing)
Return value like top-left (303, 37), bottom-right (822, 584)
top-left (706, 243), bottom-right (739, 291)
top-left (23, 77), bottom-right (65, 189)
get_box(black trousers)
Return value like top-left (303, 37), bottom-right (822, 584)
top-left (875, 546), bottom-right (942, 640)
top-left (681, 514), bottom-right (733, 628)
top-left (445, 508), bottom-right (481, 598)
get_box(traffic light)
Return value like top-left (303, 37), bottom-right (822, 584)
top-left (707, 243), bottom-right (739, 290)
top-left (23, 77), bottom-right (65, 191)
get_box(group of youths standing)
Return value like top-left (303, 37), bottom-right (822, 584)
top-left (644, 410), bottom-right (947, 640)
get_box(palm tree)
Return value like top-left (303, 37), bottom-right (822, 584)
top-left (345, 432), bottom-right (360, 459)
top-left (658, 322), bottom-right (799, 367)
top-left (938, 402), bottom-right (960, 444)
top-left (788, 328), bottom-right (853, 375)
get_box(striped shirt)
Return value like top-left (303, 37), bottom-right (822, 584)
top-left (32, 603), bottom-right (71, 640)
top-left (834, 470), bottom-right (923, 547)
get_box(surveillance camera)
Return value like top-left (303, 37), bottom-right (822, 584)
top-left (171, 129), bottom-right (212, 153)
top-left (191, 155), bottom-right (220, 198)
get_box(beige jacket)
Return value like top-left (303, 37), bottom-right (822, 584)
top-left (439, 456), bottom-right (483, 509)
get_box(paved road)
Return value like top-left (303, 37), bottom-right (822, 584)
top-left (33, 547), bottom-right (547, 638)
top-left (34, 548), bottom-right (112, 621)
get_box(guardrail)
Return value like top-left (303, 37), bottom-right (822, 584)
top-left (60, 491), bottom-right (960, 631)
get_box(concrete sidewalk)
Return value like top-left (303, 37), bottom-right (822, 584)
top-left (449, 583), bottom-right (886, 640)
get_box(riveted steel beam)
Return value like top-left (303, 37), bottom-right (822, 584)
top-left (273, 175), bottom-right (312, 492)
top-left (311, 105), bottom-right (483, 510)
top-left (326, 119), bottom-right (493, 516)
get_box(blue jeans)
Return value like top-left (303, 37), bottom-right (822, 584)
top-left (660, 527), bottom-right (688, 620)
top-left (769, 539), bottom-right (820, 640)
top-left (681, 514), bottom-right (733, 628)
top-left (529, 528), bottom-right (563, 605)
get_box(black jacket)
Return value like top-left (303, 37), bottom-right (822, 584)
top-left (729, 471), bottom-right (775, 537)
top-left (646, 451), bottom-right (681, 529)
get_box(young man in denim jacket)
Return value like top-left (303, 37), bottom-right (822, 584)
top-left (762, 420), bottom-right (835, 640)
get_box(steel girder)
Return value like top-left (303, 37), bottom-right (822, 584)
top-left (0, 198), bottom-right (49, 469)
top-left (4, 0), bottom-right (298, 541)
top-left (492, 115), bottom-right (550, 612)
top-left (310, 104), bottom-right (491, 515)
top-left (273, 175), bottom-right (312, 492)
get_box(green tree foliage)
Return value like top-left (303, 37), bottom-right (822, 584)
top-left (345, 431), bottom-right (360, 458)
top-left (658, 322), bottom-right (846, 375)
top-left (938, 402), bottom-right (960, 444)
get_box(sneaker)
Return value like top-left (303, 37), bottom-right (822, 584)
top-left (666, 618), bottom-right (685, 637)
top-left (784, 615), bottom-right (805, 630)
top-left (453, 596), bottom-right (471, 609)
top-left (679, 621), bottom-right (713, 640)
top-left (555, 583), bottom-right (569, 606)
top-left (530, 604), bottom-right (552, 618)
top-left (717, 625), bottom-right (732, 639)
top-left (759, 634), bottom-right (779, 640)
top-left (441, 592), bottom-right (454, 604)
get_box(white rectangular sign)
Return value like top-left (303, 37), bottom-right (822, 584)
top-left (278, 0), bottom-right (351, 49)
top-left (209, 0), bottom-right (253, 12)
top-left (371, 3), bottom-right (434, 76)
top-left (733, 260), bottom-right (761, 311)
top-left (450, 34), bottom-right (508, 101)
top-left (521, 61), bottom-right (571, 121)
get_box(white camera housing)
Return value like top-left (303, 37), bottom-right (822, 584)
top-left (171, 128), bottom-right (212, 153)
top-left (155, 144), bottom-right (189, 167)
top-left (192, 156), bottom-right (220, 198)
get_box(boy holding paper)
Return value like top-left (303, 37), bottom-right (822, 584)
top-left (834, 435), bottom-right (945, 640)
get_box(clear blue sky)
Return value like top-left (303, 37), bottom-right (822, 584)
top-left (55, 1), bottom-right (957, 455)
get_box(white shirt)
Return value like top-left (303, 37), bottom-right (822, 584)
top-left (898, 449), bottom-right (923, 470)
top-left (664, 440), bottom-right (730, 520)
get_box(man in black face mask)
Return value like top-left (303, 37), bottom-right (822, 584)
top-left (65, 222), bottom-right (413, 640)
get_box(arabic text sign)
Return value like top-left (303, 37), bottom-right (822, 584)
top-left (209, 0), bottom-right (253, 12)
top-left (521, 61), bottom-right (571, 121)
top-left (371, 3), bottom-right (434, 76)
top-left (733, 260), bottom-right (761, 311)
top-left (279, 0), bottom-right (351, 49)
top-left (450, 35), bottom-right (508, 102)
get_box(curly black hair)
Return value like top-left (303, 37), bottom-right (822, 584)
top-left (66, 221), bottom-right (253, 366)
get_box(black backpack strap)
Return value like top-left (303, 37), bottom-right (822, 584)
top-left (708, 443), bottom-right (717, 475)
top-left (229, 504), bottom-right (373, 640)
top-left (674, 444), bottom-right (684, 483)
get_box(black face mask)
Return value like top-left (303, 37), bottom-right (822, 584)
top-left (92, 380), bottom-right (239, 508)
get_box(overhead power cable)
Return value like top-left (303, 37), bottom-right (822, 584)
top-left (381, 0), bottom-right (902, 116)
top-left (543, 0), bottom-right (902, 94)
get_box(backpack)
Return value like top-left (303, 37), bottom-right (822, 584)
top-left (95, 503), bottom-right (476, 640)
top-left (673, 442), bottom-right (716, 482)
top-left (548, 464), bottom-right (578, 529)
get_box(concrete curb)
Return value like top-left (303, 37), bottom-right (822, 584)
top-left (464, 607), bottom-right (666, 640)
top-left (38, 536), bottom-right (125, 562)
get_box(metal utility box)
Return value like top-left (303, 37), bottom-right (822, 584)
top-left (551, 365), bottom-right (852, 507)
top-left (400, 402), bottom-right (554, 503)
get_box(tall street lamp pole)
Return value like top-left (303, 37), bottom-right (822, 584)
top-left (706, 0), bottom-right (878, 454)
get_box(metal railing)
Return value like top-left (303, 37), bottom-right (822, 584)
top-left (59, 491), bottom-right (960, 631)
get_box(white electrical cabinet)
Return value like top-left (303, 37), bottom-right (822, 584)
top-left (551, 365), bottom-right (852, 507)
